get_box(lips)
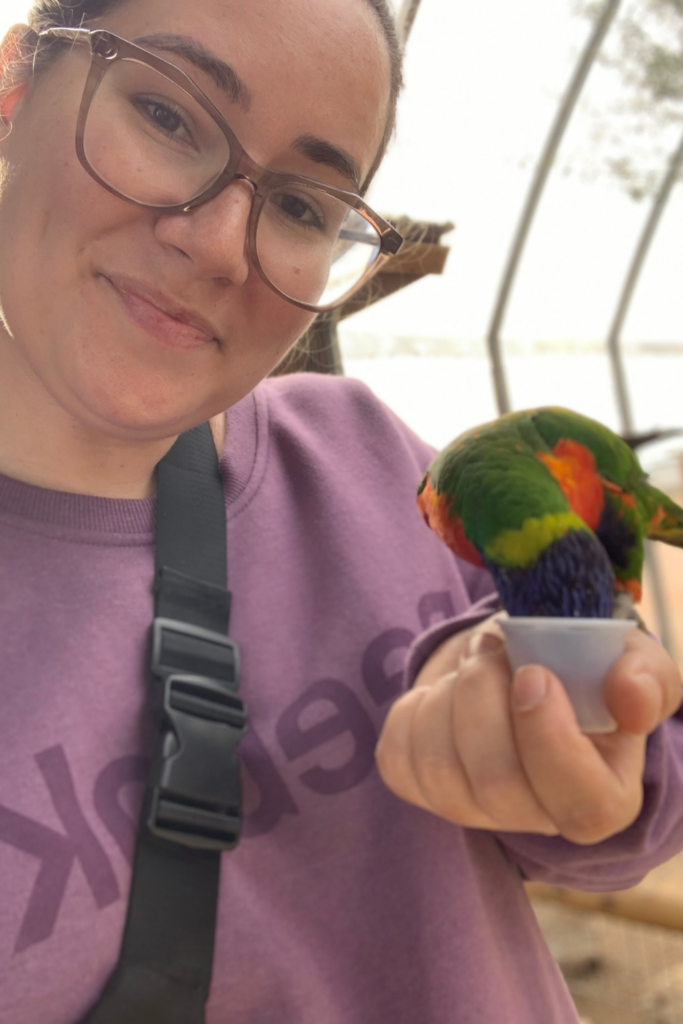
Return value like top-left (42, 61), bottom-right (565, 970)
top-left (104, 274), bottom-right (220, 350)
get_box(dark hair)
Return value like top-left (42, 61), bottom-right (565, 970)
top-left (10, 0), bottom-right (403, 189)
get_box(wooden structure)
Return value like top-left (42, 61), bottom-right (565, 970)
top-left (526, 882), bottom-right (683, 934)
top-left (271, 217), bottom-right (453, 376)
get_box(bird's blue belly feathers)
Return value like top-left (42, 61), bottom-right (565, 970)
top-left (485, 530), bottom-right (615, 617)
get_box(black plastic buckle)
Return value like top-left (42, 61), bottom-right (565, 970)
top-left (152, 617), bottom-right (240, 687)
top-left (148, 619), bottom-right (247, 851)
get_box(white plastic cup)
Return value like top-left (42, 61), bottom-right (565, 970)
top-left (499, 616), bottom-right (637, 733)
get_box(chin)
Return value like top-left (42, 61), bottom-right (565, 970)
top-left (64, 359), bottom-right (222, 441)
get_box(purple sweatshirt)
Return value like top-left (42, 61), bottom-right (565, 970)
top-left (2, 373), bottom-right (683, 1024)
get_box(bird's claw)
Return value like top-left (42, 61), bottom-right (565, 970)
top-left (612, 591), bottom-right (649, 633)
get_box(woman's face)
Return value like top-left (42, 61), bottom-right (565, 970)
top-left (0, 0), bottom-right (390, 440)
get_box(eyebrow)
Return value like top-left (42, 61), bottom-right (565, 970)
top-left (293, 135), bottom-right (362, 192)
top-left (134, 35), bottom-right (361, 191)
top-left (134, 33), bottom-right (252, 110)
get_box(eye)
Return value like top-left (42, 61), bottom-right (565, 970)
top-left (150, 103), bottom-right (182, 134)
top-left (272, 190), bottom-right (325, 231)
top-left (133, 96), bottom-right (196, 147)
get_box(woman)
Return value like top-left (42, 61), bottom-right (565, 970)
top-left (0, 1), bottom-right (682, 1022)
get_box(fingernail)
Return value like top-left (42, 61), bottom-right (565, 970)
top-left (512, 666), bottom-right (548, 711)
top-left (468, 632), bottom-right (503, 657)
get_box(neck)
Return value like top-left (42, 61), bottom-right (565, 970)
top-left (0, 340), bottom-right (226, 500)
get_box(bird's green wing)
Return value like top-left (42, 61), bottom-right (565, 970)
top-left (427, 418), bottom-right (588, 568)
top-left (531, 407), bottom-right (646, 491)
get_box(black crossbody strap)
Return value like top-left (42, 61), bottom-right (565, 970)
top-left (80, 422), bottom-right (246, 1024)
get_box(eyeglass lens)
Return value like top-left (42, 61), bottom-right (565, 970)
top-left (83, 58), bottom-right (382, 308)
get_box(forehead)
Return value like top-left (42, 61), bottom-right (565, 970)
top-left (95, 0), bottom-right (391, 181)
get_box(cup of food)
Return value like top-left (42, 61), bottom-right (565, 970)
top-left (499, 616), bottom-right (637, 733)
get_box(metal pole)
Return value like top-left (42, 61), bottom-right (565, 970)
top-left (644, 542), bottom-right (674, 656)
top-left (485, 0), bottom-right (622, 415)
top-left (395, 0), bottom-right (424, 46)
top-left (606, 128), bottom-right (683, 432)
top-left (605, 128), bottom-right (683, 658)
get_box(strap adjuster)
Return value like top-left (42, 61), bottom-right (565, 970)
top-left (152, 616), bottom-right (239, 686)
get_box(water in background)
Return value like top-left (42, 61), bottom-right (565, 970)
top-left (341, 345), bottom-right (683, 489)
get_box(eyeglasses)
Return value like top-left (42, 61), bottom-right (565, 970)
top-left (36, 28), bottom-right (404, 313)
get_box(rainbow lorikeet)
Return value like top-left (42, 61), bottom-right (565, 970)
top-left (417, 407), bottom-right (683, 618)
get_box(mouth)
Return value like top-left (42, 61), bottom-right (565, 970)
top-left (102, 274), bottom-right (220, 351)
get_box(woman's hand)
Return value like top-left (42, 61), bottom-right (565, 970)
top-left (375, 615), bottom-right (683, 844)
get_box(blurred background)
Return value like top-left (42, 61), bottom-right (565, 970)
top-left (4, 2), bottom-right (683, 1020)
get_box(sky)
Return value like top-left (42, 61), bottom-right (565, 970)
top-left (364, 0), bottom-right (683, 351)
top-left (2, 0), bottom-right (682, 355)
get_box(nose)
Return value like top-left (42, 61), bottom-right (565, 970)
top-left (154, 178), bottom-right (254, 286)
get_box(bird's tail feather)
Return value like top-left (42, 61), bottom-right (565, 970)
top-left (643, 484), bottom-right (683, 546)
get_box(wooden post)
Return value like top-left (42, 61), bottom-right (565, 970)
top-left (525, 881), bottom-right (683, 933)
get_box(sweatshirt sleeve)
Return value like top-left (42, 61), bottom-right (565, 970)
top-left (403, 590), bottom-right (501, 687)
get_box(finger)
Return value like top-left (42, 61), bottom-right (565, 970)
top-left (603, 629), bottom-right (683, 735)
top-left (378, 671), bottom-right (509, 828)
top-left (378, 659), bottom-right (515, 829)
top-left (448, 643), bottom-right (559, 834)
top-left (375, 687), bottom-right (434, 811)
top-left (411, 613), bottom-right (507, 692)
top-left (466, 613), bottom-right (508, 656)
top-left (378, 620), bottom-right (506, 819)
top-left (511, 664), bottom-right (647, 844)
top-left (408, 670), bottom-right (500, 828)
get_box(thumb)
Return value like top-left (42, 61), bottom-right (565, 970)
top-left (509, 663), bottom-right (647, 844)
top-left (510, 663), bottom-right (585, 737)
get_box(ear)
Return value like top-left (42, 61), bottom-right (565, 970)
top-left (0, 24), bottom-right (34, 126)
top-left (0, 82), bottom-right (28, 126)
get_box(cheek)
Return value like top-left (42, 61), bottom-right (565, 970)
top-left (0, 128), bottom-right (101, 343)
top-left (232, 282), bottom-right (315, 381)
top-left (0, 64), bottom-right (97, 302)
top-left (66, 284), bottom-right (315, 435)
